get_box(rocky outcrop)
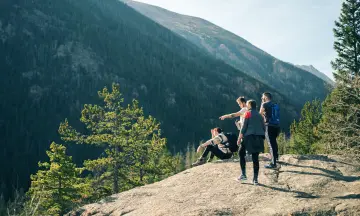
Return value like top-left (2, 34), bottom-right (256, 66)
top-left (69, 155), bottom-right (360, 216)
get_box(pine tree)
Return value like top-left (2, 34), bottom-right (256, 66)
top-left (320, 77), bottom-right (360, 157)
top-left (173, 152), bottom-right (185, 173)
top-left (184, 143), bottom-right (201, 168)
top-left (0, 194), bottom-right (5, 216)
top-left (126, 113), bottom-right (168, 185)
top-left (319, 0), bottom-right (360, 158)
top-left (290, 100), bottom-right (322, 154)
top-left (191, 144), bottom-right (200, 163)
top-left (27, 142), bottom-right (82, 215)
top-left (185, 145), bottom-right (192, 169)
top-left (59, 83), bottom-right (171, 195)
top-left (331, 0), bottom-right (360, 82)
top-left (277, 132), bottom-right (289, 155)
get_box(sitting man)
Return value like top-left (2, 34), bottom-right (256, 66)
top-left (192, 127), bottom-right (233, 166)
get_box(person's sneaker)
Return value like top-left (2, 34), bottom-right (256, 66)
top-left (207, 157), bottom-right (214, 163)
top-left (237, 175), bottom-right (247, 183)
top-left (264, 163), bottom-right (277, 169)
top-left (253, 179), bottom-right (259, 186)
top-left (192, 158), bottom-right (206, 167)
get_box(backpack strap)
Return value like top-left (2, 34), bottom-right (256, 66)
top-left (218, 134), bottom-right (224, 144)
top-left (218, 134), bottom-right (231, 148)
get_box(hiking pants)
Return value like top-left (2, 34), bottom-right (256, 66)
top-left (265, 125), bottom-right (280, 166)
top-left (201, 145), bottom-right (232, 160)
top-left (238, 143), bottom-right (259, 180)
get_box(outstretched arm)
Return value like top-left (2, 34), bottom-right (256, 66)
top-left (219, 109), bottom-right (247, 120)
top-left (219, 112), bottom-right (240, 120)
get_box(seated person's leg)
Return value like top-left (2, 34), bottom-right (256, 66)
top-left (208, 152), bottom-right (215, 162)
top-left (192, 145), bottom-right (216, 166)
top-left (193, 144), bottom-right (232, 166)
top-left (207, 145), bottom-right (231, 160)
top-left (200, 144), bottom-right (215, 159)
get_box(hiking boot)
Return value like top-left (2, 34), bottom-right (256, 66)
top-left (264, 163), bottom-right (277, 169)
top-left (253, 179), bottom-right (259, 186)
top-left (192, 158), bottom-right (206, 167)
top-left (237, 175), bottom-right (247, 183)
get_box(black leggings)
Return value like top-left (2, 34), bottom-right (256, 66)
top-left (201, 145), bottom-right (232, 160)
top-left (238, 144), bottom-right (259, 179)
top-left (265, 126), bottom-right (280, 165)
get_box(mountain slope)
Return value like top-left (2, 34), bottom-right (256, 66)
top-left (125, 0), bottom-right (331, 105)
top-left (0, 0), bottom-right (298, 199)
top-left (296, 65), bottom-right (334, 85)
top-left (69, 155), bottom-right (360, 216)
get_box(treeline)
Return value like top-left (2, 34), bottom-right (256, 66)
top-left (276, 0), bottom-right (360, 159)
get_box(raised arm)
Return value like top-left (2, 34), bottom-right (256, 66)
top-left (259, 103), bottom-right (265, 115)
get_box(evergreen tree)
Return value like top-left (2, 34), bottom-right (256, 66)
top-left (126, 114), bottom-right (168, 185)
top-left (290, 100), bottom-right (322, 154)
top-left (320, 77), bottom-right (360, 157)
top-left (185, 145), bottom-right (192, 169)
top-left (184, 144), bottom-right (199, 168)
top-left (0, 194), bottom-right (5, 216)
top-left (151, 149), bottom-right (181, 181)
top-left (59, 83), bottom-right (172, 195)
top-left (331, 0), bottom-right (360, 82)
top-left (192, 145), bottom-right (198, 164)
top-left (277, 132), bottom-right (289, 155)
top-left (27, 142), bottom-right (82, 215)
top-left (173, 152), bottom-right (186, 173)
top-left (320, 0), bottom-right (360, 158)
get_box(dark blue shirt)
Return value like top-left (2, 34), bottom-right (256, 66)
top-left (261, 101), bottom-right (272, 125)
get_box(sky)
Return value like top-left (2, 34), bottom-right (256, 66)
top-left (135, 0), bottom-right (343, 80)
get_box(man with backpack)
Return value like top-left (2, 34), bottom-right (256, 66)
top-left (260, 92), bottom-right (280, 169)
top-left (192, 127), bottom-right (238, 166)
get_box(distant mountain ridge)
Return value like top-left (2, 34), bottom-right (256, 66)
top-left (125, 0), bottom-right (331, 105)
top-left (296, 65), bottom-right (334, 85)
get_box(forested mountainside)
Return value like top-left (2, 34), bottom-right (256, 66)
top-left (125, 0), bottom-right (332, 105)
top-left (0, 0), bottom-right (298, 200)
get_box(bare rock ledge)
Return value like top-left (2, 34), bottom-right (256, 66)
top-left (68, 154), bottom-right (360, 216)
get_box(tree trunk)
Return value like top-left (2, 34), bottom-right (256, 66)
top-left (113, 145), bottom-right (121, 193)
top-left (140, 157), bottom-right (144, 183)
top-left (113, 161), bottom-right (119, 193)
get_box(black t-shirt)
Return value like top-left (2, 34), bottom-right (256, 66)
top-left (261, 101), bottom-right (272, 125)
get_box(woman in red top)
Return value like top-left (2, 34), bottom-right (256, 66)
top-left (237, 100), bottom-right (265, 185)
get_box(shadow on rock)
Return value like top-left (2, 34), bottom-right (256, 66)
top-left (334, 194), bottom-right (360, 199)
top-left (259, 184), bottom-right (320, 199)
top-left (281, 162), bottom-right (360, 182)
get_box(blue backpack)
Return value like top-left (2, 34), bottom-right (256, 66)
top-left (269, 103), bottom-right (280, 125)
